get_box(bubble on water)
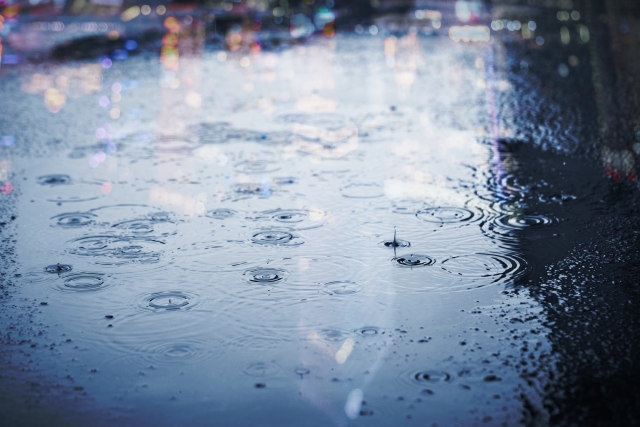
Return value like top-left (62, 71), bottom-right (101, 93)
top-left (341, 183), bottom-right (384, 199)
top-left (392, 254), bottom-right (436, 268)
top-left (441, 253), bottom-right (528, 281)
top-left (235, 159), bottom-right (281, 174)
top-left (355, 326), bottom-right (384, 337)
top-left (205, 208), bottom-right (236, 219)
top-left (416, 207), bottom-right (480, 224)
top-left (146, 292), bottom-right (191, 310)
top-left (243, 267), bottom-right (288, 284)
top-left (44, 263), bottom-right (73, 274)
top-left (38, 174), bottom-right (72, 186)
top-left (61, 273), bottom-right (106, 292)
top-left (52, 212), bottom-right (97, 228)
top-left (413, 370), bottom-right (453, 384)
top-left (243, 362), bottom-right (281, 377)
top-left (251, 230), bottom-right (303, 246)
top-left (323, 281), bottom-right (362, 295)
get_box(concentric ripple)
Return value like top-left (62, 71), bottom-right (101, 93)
top-left (413, 370), bottom-right (453, 384)
top-left (441, 253), bottom-right (528, 281)
top-left (52, 212), bottom-right (97, 228)
top-left (261, 208), bottom-right (323, 230)
top-left (355, 326), bottom-right (384, 337)
top-left (59, 273), bottom-right (106, 292)
top-left (323, 281), bottom-right (362, 295)
top-left (379, 239), bottom-right (410, 249)
top-left (145, 292), bottom-right (192, 310)
top-left (341, 183), bottom-right (384, 199)
top-left (243, 267), bottom-right (288, 284)
top-left (37, 174), bottom-right (72, 186)
top-left (392, 254), bottom-right (436, 268)
top-left (205, 208), bottom-right (237, 219)
top-left (250, 230), bottom-right (303, 246)
top-left (243, 362), bottom-right (281, 377)
top-left (235, 159), bottom-right (281, 174)
top-left (415, 207), bottom-right (479, 224)
top-left (67, 235), bottom-right (165, 265)
top-left (132, 339), bottom-right (211, 365)
top-left (317, 328), bottom-right (352, 342)
top-left (45, 263), bottom-right (73, 274)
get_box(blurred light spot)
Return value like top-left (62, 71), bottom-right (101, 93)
top-left (121, 6), bottom-right (141, 22)
top-left (240, 57), bottom-right (250, 68)
top-left (110, 108), bottom-right (121, 119)
top-left (561, 27), bottom-right (570, 44)
top-left (112, 82), bottom-right (122, 93)
top-left (455, 0), bottom-right (471, 22)
top-left (557, 11), bottom-right (570, 21)
top-left (105, 141), bottom-right (117, 154)
top-left (296, 95), bottom-right (336, 112)
top-left (568, 55), bottom-right (579, 67)
top-left (335, 338), bottom-right (354, 364)
top-left (528, 21), bottom-right (537, 31)
top-left (101, 182), bottom-right (112, 194)
top-left (185, 91), bottom-right (202, 108)
top-left (95, 128), bottom-right (107, 139)
top-left (491, 20), bottom-right (504, 31)
top-left (273, 7), bottom-right (285, 17)
top-left (141, 5), bottom-right (151, 15)
top-left (571, 11), bottom-right (580, 20)
top-left (195, 202), bottom-right (205, 214)
top-left (44, 88), bottom-right (66, 108)
top-left (56, 75), bottom-right (69, 88)
top-left (0, 169), bottom-right (7, 181)
top-left (108, 31), bottom-right (119, 40)
top-left (1, 135), bottom-right (16, 147)
top-left (217, 52), bottom-right (227, 62)
top-left (345, 389), bottom-right (363, 420)
top-left (449, 26), bottom-right (490, 43)
top-left (536, 36), bottom-right (544, 46)
top-left (111, 93), bottom-right (121, 103)
top-left (124, 40), bottom-right (138, 50)
top-left (164, 17), bottom-right (180, 33)
top-left (558, 63), bottom-right (569, 78)
top-left (475, 58), bottom-right (484, 68)
top-left (156, 5), bottom-right (166, 15)
top-left (243, 82), bottom-right (254, 92)
top-left (415, 10), bottom-right (424, 19)
top-left (101, 57), bottom-right (113, 69)
top-left (369, 25), bottom-right (378, 35)
top-left (1, 182), bottom-right (12, 195)
top-left (99, 96), bottom-right (110, 108)
top-left (579, 25), bottom-right (589, 43)
top-left (355, 24), bottom-right (364, 34)
top-left (298, 258), bottom-right (309, 271)
top-left (291, 13), bottom-right (314, 38)
top-left (309, 209), bottom-right (324, 221)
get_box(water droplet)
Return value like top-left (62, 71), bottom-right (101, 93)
top-left (413, 370), bottom-right (453, 384)
top-left (146, 292), bottom-right (191, 310)
top-left (243, 268), bottom-right (288, 284)
top-left (62, 273), bottom-right (106, 292)
top-left (44, 263), bottom-right (73, 273)
top-left (243, 362), bottom-right (280, 377)
top-left (52, 212), bottom-right (96, 228)
top-left (392, 254), bottom-right (436, 268)
top-left (251, 230), bottom-right (303, 246)
top-left (355, 327), bottom-right (384, 337)
top-left (205, 208), bottom-right (236, 219)
top-left (38, 174), bottom-right (72, 186)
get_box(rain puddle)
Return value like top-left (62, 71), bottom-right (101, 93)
top-left (1, 3), bottom-right (639, 426)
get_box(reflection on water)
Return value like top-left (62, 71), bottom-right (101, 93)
top-left (1, 1), bottom-right (640, 426)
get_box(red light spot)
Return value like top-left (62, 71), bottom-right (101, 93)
top-left (1, 182), bottom-right (12, 194)
top-left (101, 182), bottom-right (112, 194)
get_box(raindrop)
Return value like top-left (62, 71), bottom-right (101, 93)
top-left (392, 254), bottom-right (436, 268)
top-left (62, 274), bottom-right (105, 292)
top-left (318, 329), bottom-right (352, 342)
top-left (243, 362), bottom-right (281, 377)
top-left (251, 230), bottom-right (303, 246)
top-left (341, 183), bottom-right (384, 199)
top-left (416, 207), bottom-right (477, 224)
top-left (52, 212), bottom-right (97, 228)
top-left (243, 267), bottom-right (288, 284)
top-left (205, 208), bottom-right (236, 219)
top-left (413, 370), bottom-right (453, 384)
top-left (45, 263), bottom-right (73, 274)
top-left (38, 174), bottom-right (71, 186)
top-left (235, 159), bottom-right (280, 174)
top-left (441, 253), bottom-right (527, 280)
top-left (323, 281), bottom-right (362, 295)
top-left (146, 292), bottom-right (191, 310)
top-left (355, 326), bottom-right (384, 337)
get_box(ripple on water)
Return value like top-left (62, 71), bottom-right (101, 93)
top-left (232, 183), bottom-right (268, 196)
top-left (392, 254), bottom-right (436, 268)
top-left (143, 291), bottom-right (194, 311)
top-left (243, 362), bottom-right (281, 377)
top-left (355, 326), bottom-right (384, 337)
top-left (483, 213), bottom-right (557, 244)
top-left (52, 212), bottom-right (97, 228)
top-left (235, 159), bottom-right (281, 174)
top-left (37, 174), bottom-right (72, 186)
top-left (341, 183), bottom-right (384, 199)
top-left (317, 328), bottom-right (352, 342)
top-left (323, 281), bottom-right (362, 296)
top-left (205, 208), bottom-right (237, 219)
top-left (260, 208), bottom-right (324, 230)
top-left (250, 230), bottom-right (303, 246)
top-left (441, 253), bottom-right (528, 282)
top-left (44, 264), bottom-right (73, 274)
top-left (56, 273), bottom-right (107, 292)
top-left (67, 235), bottom-right (165, 265)
top-left (415, 207), bottom-right (482, 225)
top-left (131, 338), bottom-right (212, 365)
top-left (242, 267), bottom-right (289, 284)
top-left (378, 238), bottom-right (410, 249)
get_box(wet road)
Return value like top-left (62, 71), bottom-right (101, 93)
top-left (1, 4), bottom-right (640, 426)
